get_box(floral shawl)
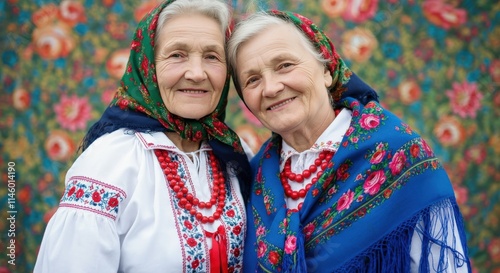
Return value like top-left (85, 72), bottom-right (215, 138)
top-left (242, 11), bottom-right (470, 272)
top-left (81, 0), bottom-right (251, 198)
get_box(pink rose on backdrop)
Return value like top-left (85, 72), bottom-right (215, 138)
top-left (465, 144), bottom-right (487, 165)
top-left (433, 116), bottom-right (466, 147)
top-left (389, 150), bottom-right (407, 176)
top-left (322, 0), bottom-right (377, 23)
top-left (321, 0), bottom-right (348, 18)
top-left (341, 27), bottom-right (378, 63)
top-left (446, 81), bottom-right (483, 118)
top-left (101, 88), bottom-right (117, 105)
top-left (284, 235), bottom-right (297, 254)
top-left (490, 59), bottom-right (500, 83)
top-left (398, 80), bottom-right (422, 105)
top-left (235, 125), bottom-right (263, 154)
top-left (31, 23), bottom-right (76, 60)
top-left (363, 170), bottom-right (386, 195)
top-left (58, 0), bottom-right (87, 27)
top-left (336, 189), bottom-right (354, 212)
top-left (12, 88), bottom-right (31, 111)
top-left (422, 0), bottom-right (467, 30)
top-left (453, 184), bottom-right (469, 206)
top-left (342, 0), bottom-right (378, 23)
top-left (32, 4), bottom-right (59, 27)
top-left (359, 113), bottom-right (380, 130)
top-left (488, 238), bottom-right (500, 263)
top-left (106, 49), bottom-right (130, 79)
top-left (240, 101), bottom-right (262, 126)
top-left (105, 15), bottom-right (130, 40)
top-left (44, 130), bottom-right (76, 161)
top-left (54, 94), bottom-right (92, 131)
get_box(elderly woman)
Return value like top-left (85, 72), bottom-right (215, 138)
top-left (228, 10), bottom-right (471, 273)
top-left (34, 0), bottom-right (252, 272)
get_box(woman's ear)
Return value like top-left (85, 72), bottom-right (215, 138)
top-left (324, 66), bottom-right (333, 88)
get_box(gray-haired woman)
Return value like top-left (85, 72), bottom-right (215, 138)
top-left (34, 1), bottom-right (252, 272)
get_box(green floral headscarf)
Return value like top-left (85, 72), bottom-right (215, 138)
top-left (109, 0), bottom-right (242, 150)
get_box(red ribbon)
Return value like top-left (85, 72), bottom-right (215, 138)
top-left (205, 225), bottom-right (228, 273)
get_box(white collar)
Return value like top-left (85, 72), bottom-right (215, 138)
top-left (280, 108), bottom-right (352, 164)
top-left (134, 131), bottom-right (211, 153)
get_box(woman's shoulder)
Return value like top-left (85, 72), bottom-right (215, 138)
top-left (66, 129), bottom-right (154, 189)
top-left (75, 129), bottom-right (146, 164)
top-left (59, 129), bottom-right (157, 220)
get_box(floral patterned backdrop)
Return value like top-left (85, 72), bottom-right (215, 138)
top-left (0, 0), bottom-right (498, 272)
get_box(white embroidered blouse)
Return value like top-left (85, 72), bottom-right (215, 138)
top-left (34, 129), bottom-right (253, 273)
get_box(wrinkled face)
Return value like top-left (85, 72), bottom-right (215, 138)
top-left (236, 23), bottom-right (333, 137)
top-left (155, 13), bottom-right (226, 119)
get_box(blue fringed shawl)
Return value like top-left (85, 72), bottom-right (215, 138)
top-left (243, 97), bottom-right (471, 272)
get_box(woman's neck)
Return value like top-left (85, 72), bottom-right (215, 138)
top-left (165, 132), bottom-right (201, 153)
top-left (281, 108), bottom-right (336, 153)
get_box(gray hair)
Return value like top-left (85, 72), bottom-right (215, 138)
top-left (156, 0), bottom-right (230, 44)
top-left (227, 12), bottom-right (328, 95)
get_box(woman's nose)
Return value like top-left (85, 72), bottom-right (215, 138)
top-left (184, 57), bottom-right (207, 82)
top-left (262, 75), bottom-right (284, 97)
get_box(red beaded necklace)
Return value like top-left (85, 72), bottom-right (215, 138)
top-left (280, 108), bottom-right (341, 205)
top-left (155, 149), bottom-right (226, 224)
top-left (280, 150), bottom-right (334, 202)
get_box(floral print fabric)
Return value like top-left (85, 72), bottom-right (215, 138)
top-left (0, 0), bottom-right (497, 272)
top-left (245, 98), bottom-right (469, 272)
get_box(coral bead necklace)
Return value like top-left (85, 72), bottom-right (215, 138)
top-left (280, 150), bottom-right (334, 202)
top-left (280, 108), bottom-right (341, 206)
top-left (154, 149), bottom-right (226, 224)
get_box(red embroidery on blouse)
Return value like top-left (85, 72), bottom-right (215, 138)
top-left (60, 176), bottom-right (126, 220)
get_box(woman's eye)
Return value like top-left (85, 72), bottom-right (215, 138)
top-left (245, 77), bottom-right (259, 87)
top-left (279, 62), bottom-right (293, 70)
top-left (206, 54), bottom-right (223, 61)
top-left (170, 53), bottom-right (183, 58)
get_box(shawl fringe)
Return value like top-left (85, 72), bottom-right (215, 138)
top-left (282, 232), bottom-right (307, 273)
top-left (334, 198), bottom-right (470, 273)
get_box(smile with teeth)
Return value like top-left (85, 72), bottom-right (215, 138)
top-left (268, 98), bottom-right (295, 110)
top-left (180, 90), bottom-right (207, 94)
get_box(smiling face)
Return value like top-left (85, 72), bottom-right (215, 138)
top-left (155, 13), bottom-right (227, 119)
top-left (236, 23), bottom-right (334, 145)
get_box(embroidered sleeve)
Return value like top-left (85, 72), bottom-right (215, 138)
top-left (60, 176), bottom-right (127, 220)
